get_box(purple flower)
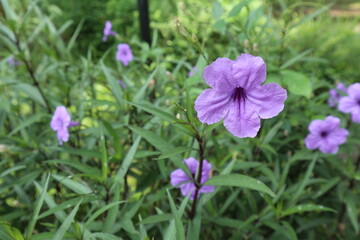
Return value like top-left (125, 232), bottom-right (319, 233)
top-left (338, 83), bottom-right (360, 123)
top-left (8, 57), bottom-right (21, 66)
top-left (194, 54), bottom-right (287, 138)
top-left (170, 157), bottom-right (215, 200)
top-left (328, 83), bottom-right (347, 107)
top-left (188, 66), bottom-right (199, 77)
top-left (117, 80), bottom-right (127, 88)
top-left (50, 106), bottom-right (79, 145)
top-left (102, 21), bottom-right (116, 42)
top-left (116, 43), bottom-right (133, 66)
top-left (305, 116), bottom-right (348, 154)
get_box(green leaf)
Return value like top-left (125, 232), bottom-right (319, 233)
top-left (85, 201), bottom-right (126, 227)
top-left (227, 0), bottom-right (251, 17)
top-left (213, 20), bottom-right (227, 35)
top-left (280, 49), bottom-right (312, 69)
top-left (166, 190), bottom-right (186, 240)
top-left (289, 4), bottom-right (333, 29)
top-left (156, 146), bottom-right (195, 160)
top-left (140, 214), bottom-right (173, 225)
top-left (37, 195), bottom-right (96, 220)
top-left (212, 1), bottom-right (222, 20)
top-left (345, 195), bottom-right (359, 234)
top-left (8, 113), bottom-right (48, 136)
top-left (281, 70), bottom-right (312, 98)
top-left (52, 174), bottom-right (92, 195)
top-left (45, 160), bottom-right (102, 177)
top-left (124, 101), bottom-right (193, 136)
top-left (101, 62), bottom-right (123, 104)
top-left (52, 200), bottom-right (82, 240)
top-left (13, 83), bottom-right (46, 107)
top-left (204, 174), bottom-right (275, 197)
top-left (117, 136), bottom-right (142, 178)
top-left (89, 233), bottom-right (123, 240)
top-left (281, 204), bottom-right (336, 217)
top-left (25, 174), bottom-right (50, 240)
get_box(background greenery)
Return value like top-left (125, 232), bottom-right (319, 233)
top-left (1, 0), bottom-right (360, 239)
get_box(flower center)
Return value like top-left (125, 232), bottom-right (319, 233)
top-left (232, 87), bottom-right (247, 102)
top-left (320, 131), bottom-right (328, 138)
top-left (122, 50), bottom-right (127, 55)
top-left (357, 99), bottom-right (360, 106)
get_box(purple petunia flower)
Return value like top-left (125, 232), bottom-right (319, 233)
top-left (50, 106), bottom-right (79, 145)
top-left (170, 157), bottom-right (215, 200)
top-left (188, 66), bottom-right (199, 77)
top-left (102, 21), bottom-right (116, 42)
top-left (328, 83), bottom-right (347, 107)
top-left (194, 53), bottom-right (287, 138)
top-left (305, 116), bottom-right (348, 154)
top-left (338, 83), bottom-right (360, 123)
top-left (116, 43), bottom-right (133, 66)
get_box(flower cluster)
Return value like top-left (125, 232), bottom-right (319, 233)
top-left (305, 82), bottom-right (359, 154)
top-left (102, 21), bottom-right (133, 66)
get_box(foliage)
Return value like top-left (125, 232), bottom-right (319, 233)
top-left (1, 0), bottom-right (360, 239)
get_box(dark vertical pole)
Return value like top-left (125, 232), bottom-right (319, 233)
top-left (138, 0), bottom-right (151, 45)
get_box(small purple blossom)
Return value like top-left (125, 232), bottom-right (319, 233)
top-left (305, 116), bottom-right (348, 154)
top-left (117, 80), bottom-right (127, 88)
top-left (188, 66), bottom-right (199, 77)
top-left (50, 106), bottom-right (79, 145)
top-left (328, 83), bottom-right (347, 107)
top-left (102, 21), bottom-right (116, 42)
top-left (194, 53), bottom-right (287, 138)
top-left (170, 157), bottom-right (215, 200)
top-left (8, 57), bottom-right (21, 66)
top-left (116, 43), bottom-right (133, 66)
top-left (338, 83), bottom-right (360, 123)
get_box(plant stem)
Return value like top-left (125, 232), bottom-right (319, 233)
top-left (13, 33), bottom-right (51, 113)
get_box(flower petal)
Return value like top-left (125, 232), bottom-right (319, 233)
top-left (170, 169), bottom-right (189, 187)
top-left (232, 53), bottom-right (266, 89)
top-left (180, 183), bottom-right (196, 199)
top-left (223, 98), bottom-right (260, 138)
top-left (305, 134), bottom-right (321, 150)
top-left (350, 108), bottom-right (360, 123)
top-left (338, 97), bottom-right (358, 113)
top-left (57, 129), bottom-right (69, 145)
top-left (328, 128), bottom-right (349, 146)
top-left (308, 119), bottom-right (324, 133)
top-left (203, 58), bottom-right (235, 92)
top-left (184, 157), bottom-right (199, 175)
top-left (319, 143), bottom-right (338, 154)
top-left (246, 83), bottom-right (287, 119)
top-left (200, 185), bottom-right (215, 194)
top-left (50, 106), bottom-right (71, 131)
top-left (347, 83), bottom-right (360, 97)
top-left (194, 89), bottom-right (231, 124)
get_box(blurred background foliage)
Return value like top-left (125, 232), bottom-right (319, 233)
top-left (1, 0), bottom-right (360, 239)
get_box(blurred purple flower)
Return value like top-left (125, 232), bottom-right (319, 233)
top-left (50, 106), bottom-right (79, 145)
top-left (170, 157), bottom-right (215, 200)
top-left (188, 66), bottom-right (199, 77)
top-left (8, 57), bottom-right (21, 66)
top-left (116, 43), bottom-right (133, 66)
top-left (328, 83), bottom-right (347, 107)
top-left (117, 80), bottom-right (127, 88)
top-left (338, 83), bottom-right (360, 123)
top-left (194, 53), bottom-right (287, 138)
top-left (102, 21), bottom-right (116, 42)
top-left (305, 116), bottom-right (348, 154)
